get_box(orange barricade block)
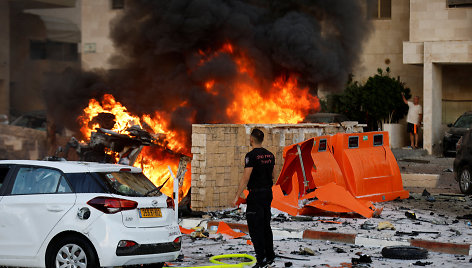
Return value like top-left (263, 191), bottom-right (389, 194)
top-left (216, 222), bottom-right (246, 239)
top-left (273, 131), bottom-right (408, 218)
top-left (179, 226), bottom-right (194, 235)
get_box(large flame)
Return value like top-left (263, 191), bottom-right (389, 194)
top-left (78, 42), bottom-right (319, 203)
top-left (199, 42), bottom-right (320, 123)
top-left (78, 94), bottom-right (190, 200)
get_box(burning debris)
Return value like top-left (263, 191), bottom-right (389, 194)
top-left (58, 95), bottom-right (192, 201)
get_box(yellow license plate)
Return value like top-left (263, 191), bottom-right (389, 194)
top-left (139, 208), bottom-right (162, 218)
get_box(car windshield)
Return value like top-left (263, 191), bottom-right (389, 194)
top-left (96, 172), bottom-right (160, 197)
top-left (454, 115), bottom-right (472, 128)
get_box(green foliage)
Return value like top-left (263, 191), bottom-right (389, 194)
top-left (327, 68), bottom-right (411, 130)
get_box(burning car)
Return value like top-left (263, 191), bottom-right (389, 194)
top-left (0, 160), bottom-right (181, 268)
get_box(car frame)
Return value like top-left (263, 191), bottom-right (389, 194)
top-left (0, 160), bottom-right (181, 268)
top-left (443, 111), bottom-right (472, 157)
top-left (453, 130), bottom-right (472, 194)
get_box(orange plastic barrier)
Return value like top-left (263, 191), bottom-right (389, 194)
top-left (272, 131), bottom-right (408, 218)
top-left (216, 221), bottom-right (246, 239)
top-left (179, 226), bottom-right (194, 235)
top-left (276, 136), bottom-right (345, 197)
top-left (330, 132), bottom-right (409, 202)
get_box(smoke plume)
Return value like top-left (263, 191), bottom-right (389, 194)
top-left (45, 0), bottom-right (371, 147)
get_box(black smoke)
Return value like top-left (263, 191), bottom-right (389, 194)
top-left (45, 0), bottom-right (372, 148)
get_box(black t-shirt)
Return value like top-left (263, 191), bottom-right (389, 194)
top-left (245, 147), bottom-right (275, 190)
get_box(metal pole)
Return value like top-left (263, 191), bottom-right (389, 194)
top-left (296, 145), bottom-right (308, 196)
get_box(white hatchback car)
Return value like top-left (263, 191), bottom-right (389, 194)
top-left (0, 160), bottom-right (181, 268)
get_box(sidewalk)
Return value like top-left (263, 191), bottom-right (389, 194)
top-left (393, 148), bottom-right (460, 194)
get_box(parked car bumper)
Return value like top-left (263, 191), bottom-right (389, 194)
top-left (87, 213), bottom-right (181, 266)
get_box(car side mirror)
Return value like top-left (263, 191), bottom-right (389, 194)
top-left (447, 123), bottom-right (453, 127)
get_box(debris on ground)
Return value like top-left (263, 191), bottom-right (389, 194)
top-left (381, 246), bottom-right (428, 260)
top-left (360, 221), bottom-right (376, 230)
top-left (412, 260), bottom-right (434, 266)
top-left (291, 247), bottom-right (318, 256)
top-left (377, 221), bottom-right (395, 230)
top-left (405, 211), bottom-right (417, 220)
top-left (351, 253), bottom-right (372, 265)
top-left (422, 189), bottom-right (431, 196)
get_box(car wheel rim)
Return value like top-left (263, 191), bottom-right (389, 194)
top-left (461, 169), bottom-right (471, 191)
top-left (55, 244), bottom-right (87, 268)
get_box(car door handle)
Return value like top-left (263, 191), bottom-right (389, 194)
top-left (47, 206), bottom-right (64, 212)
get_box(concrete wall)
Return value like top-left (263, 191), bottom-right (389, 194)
top-left (0, 124), bottom-right (48, 160)
top-left (190, 123), bottom-right (364, 212)
top-left (0, 1), bottom-right (10, 116)
top-left (353, 0), bottom-right (423, 98)
top-left (410, 0), bottom-right (472, 42)
top-left (81, 0), bottom-right (120, 70)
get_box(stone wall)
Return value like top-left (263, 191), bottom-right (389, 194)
top-left (190, 123), bottom-right (364, 212)
top-left (0, 125), bottom-right (48, 160)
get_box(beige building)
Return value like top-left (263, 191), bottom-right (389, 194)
top-left (403, 0), bottom-right (472, 154)
top-left (350, 0), bottom-right (472, 154)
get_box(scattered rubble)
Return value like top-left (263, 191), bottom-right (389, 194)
top-left (351, 253), bottom-right (372, 265)
top-left (174, 191), bottom-right (472, 267)
top-left (377, 221), bottom-right (395, 230)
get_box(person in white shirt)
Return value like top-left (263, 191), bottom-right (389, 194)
top-left (402, 93), bottom-right (423, 149)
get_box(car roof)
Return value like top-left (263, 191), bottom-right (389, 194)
top-left (0, 160), bottom-right (142, 173)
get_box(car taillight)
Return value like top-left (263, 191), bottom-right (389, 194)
top-left (166, 196), bottom-right (175, 210)
top-left (117, 240), bottom-right (137, 248)
top-left (173, 237), bottom-right (181, 244)
top-left (87, 197), bottom-right (138, 214)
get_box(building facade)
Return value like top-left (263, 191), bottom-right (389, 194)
top-left (403, 0), bottom-right (472, 154)
top-left (0, 0), bottom-right (79, 120)
top-left (350, 0), bottom-right (472, 154)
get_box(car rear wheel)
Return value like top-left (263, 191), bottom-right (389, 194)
top-left (46, 235), bottom-right (98, 268)
top-left (459, 166), bottom-right (472, 194)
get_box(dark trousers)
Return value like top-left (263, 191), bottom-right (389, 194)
top-left (246, 189), bottom-right (275, 263)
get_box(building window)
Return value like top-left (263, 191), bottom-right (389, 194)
top-left (30, 40), bottom-right (78, 62)
top-left (369, 0), bottom-right (391, 19)
top-left (111, 0), bottom-right (125, 10)
top-left (30, 40), bottom-right (47, 60)
top-left (447, 0), bottom-right (472, 8)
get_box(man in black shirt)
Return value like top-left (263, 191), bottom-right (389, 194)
top-left (232, 129), bottom-right (275, 268)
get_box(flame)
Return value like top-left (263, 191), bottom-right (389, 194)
top-left (78, 94), bottom-right (190, 200)
top-left (78, 42), bottom-right (320, 203)
top-left (228, 76), bottom-right (319, 124)
top-left (198, 42), bottom-right (320, 123)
